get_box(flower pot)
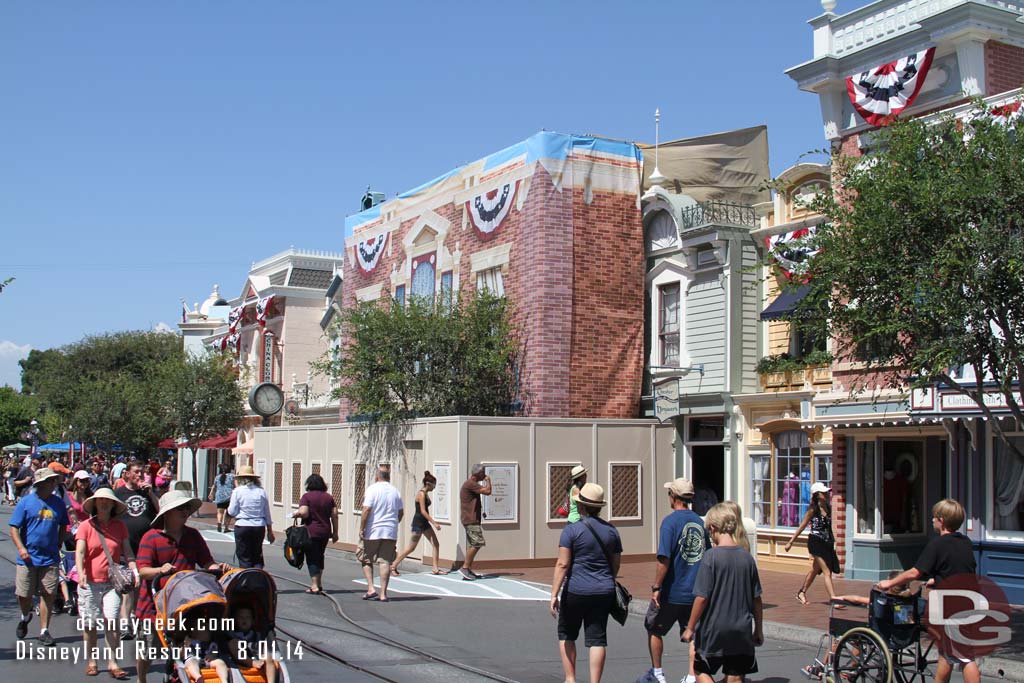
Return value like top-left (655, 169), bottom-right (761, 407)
top-left (810, 365), bottom-right (832, 386)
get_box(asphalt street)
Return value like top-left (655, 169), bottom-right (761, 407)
top-left (0, 506), bottom-right (1005, 682)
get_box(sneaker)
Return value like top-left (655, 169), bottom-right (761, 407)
top-left (636, 669), bottom-right (667, 683)
top-left (16, 616), bottom-right (30, 640)
top-left (459, 568), bottom-right (476, 581)
top-left (39, 630), bottom-right (55, 646)
top-left (469, 569), bottom-right (484, 579)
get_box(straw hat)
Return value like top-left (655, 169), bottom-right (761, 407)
top-left (576, 482), bottom-right (607, 508)
top-left (84, 487), bottom-right (127, 516)
top-left (570, 465), bottom-right (587, 479)
top-left (235, 465), bottom-right (259, 482)
top-left (33, 468), bottom-right (61, 485)
top-left (151, 489), bottom-right (202, 526)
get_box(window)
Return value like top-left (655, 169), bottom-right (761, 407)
top-left (476, 267), bottom-right (504, 297)
top-left (881, 441), bottom-right (925, 534)
top-left (291, 462), bottom-right (302, 506)
top-left (689, 416), bottom-right (725, 442)
top-left (696, 247), bottom-right (718, 267)
top-left (992, 435), bottom-right (1024, 533)
top-left (857, 442), bottom-right (876, 534)
top-left (353, 463), bottom-right (367, 513)
top-left (440, 271), bottom-right (453, 309)
top-left (394, 285), bottom-right (405, 307)
top-left (645, 210), bottom-right (678, 253)
top-left (548, 464), bottom-right (577, 520)
top-left (776, 430), bottom-right (812, 527)
top-left (609, 463), bottom-right (641, 520)
top-left (411, 259), bottom-right (435, 299)
top-left (659, 283), bottom-right (680, 365)
top-left (311, 463), bottom-right (321, 477)
top-left (331, 463), bottom-right (343, 512)
top-left (790, 321), bottom-right (827, 360)
top-left (751, 454), bottom-right (771, 526)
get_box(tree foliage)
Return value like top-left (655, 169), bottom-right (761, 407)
top-left (0, 387), bottom-right (40, 447)
top-left (160, 351), bottom-right (246, 495)
top-left (315, 292), bottom-right (523, 424)
top-left (787, 99), bottom-right (1024, 449)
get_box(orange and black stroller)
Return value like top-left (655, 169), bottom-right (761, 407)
top-left (219, 568), bottom-right (290, 683)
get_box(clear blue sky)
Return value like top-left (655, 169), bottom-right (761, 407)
top-left (0, 1), bottom-right (833, 388)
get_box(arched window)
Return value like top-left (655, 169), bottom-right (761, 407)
top-left (411, 259), bottom-right (435, 299)
top-left (645, 210), bottom-right (679, 253)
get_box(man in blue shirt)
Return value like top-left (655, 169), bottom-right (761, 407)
top-left (637, 478), bottom-right (706, 683)
top-left (9, 467), bottom-right (69, 646)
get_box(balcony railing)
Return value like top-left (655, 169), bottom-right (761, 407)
top-left (679, 201), bottom-right (757, 231)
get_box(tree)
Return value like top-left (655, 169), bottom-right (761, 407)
top-left (315, 291), bottom-right (523, 423)
top-left (19, 348), bottom-right (64, 395)
top-left (161, 351), bottom-right (246, 495)
top-left (0, 387), bottom-right (39, 446)
top-left (787, 99), bottom-right (1024, 454)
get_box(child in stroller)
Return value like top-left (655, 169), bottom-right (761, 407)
top-left (226, 606), bottom-right (278, 683)
top-left (54, 544), bottom-right (79, 616)
top-left (176, 604), bottom-right (230, 683)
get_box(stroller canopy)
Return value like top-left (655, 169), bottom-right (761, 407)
top-left (220, 568), bottom-right (278, 636)
top-left (154, 570), bottom-right (227, 648)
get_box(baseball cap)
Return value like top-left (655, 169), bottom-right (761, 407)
top-left (664, 477), bottom-right (695, 498)
top-left (811, 482), bottom-right (831, 495)
top-left (47, 462), bottom-right (70, 475)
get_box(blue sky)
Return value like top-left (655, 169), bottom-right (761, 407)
top-left (0, 1), bottom-right (833, 388)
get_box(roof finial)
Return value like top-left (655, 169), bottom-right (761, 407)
top-left (649, 107), bottom-right (666, 188)
top-left (822, 0), bottom-right (837, 12)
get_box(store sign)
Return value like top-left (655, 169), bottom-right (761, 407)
top-left (432, 462), bottom-right (450, 521)
top-left (482, 463), bottom-right (518, 522)
top-left (654, 379), bottom-right (680, 424)
top-left (911, 387), bottom-right (1023, 412)
top-left (263, 333), bottom-right (274, 383)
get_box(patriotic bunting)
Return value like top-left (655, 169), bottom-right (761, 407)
top-left (228, 305), bottom-right (244, 333)
top-left (846, 48), bottom-right (935, 127)
top-left (766, 224), bottom-right (819, 281)
top-left (256, 295), bottom-right (275, 327)
top-left (467, 181), bottom-right (518, 240)
top-left (354, 232), bottom-right (389, 275)
top-left (990, 101), bottom-right (1022, 125)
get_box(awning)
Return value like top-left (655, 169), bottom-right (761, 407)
top-left (157, 438), bottom-right (179, 449)
top-left (2, 443), bottom-right (31, 453)
top-left (198, 432), bottom-right (238, 449)
top-left (760, 285), bottom-right (811, 321)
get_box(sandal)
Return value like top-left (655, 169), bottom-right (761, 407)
top-left (109, 667), bottom-right (129, 680)
top-left (86, 663), bottom-right (99, 676)
top-left (304, 588), bottom-right (323, 594)
top-left (431, 569), bottom-right (449, 575)
top-left (362, 592), bottom-right (379, 601)
top-left (796, 590), bottom-right (809, 606)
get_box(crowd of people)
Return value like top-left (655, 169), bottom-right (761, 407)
top-left (4, 450), bottom-right (987, 683)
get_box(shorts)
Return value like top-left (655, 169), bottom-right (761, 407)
top-left (465, 523), bottom-right (486, 548)
top-left (215, 500), bottom-right (230, 510)
top-left (361, 538), bottom-right (397, 566)
top-left (644, 600), bottom-right (693, 637)
top-left (557, 590), bottom-right (614, 647)
top-left (77, 582), bottom-right (122, 628)
top-left (694, 653), bottom-right (758, 677)
top-left (15, 564), bottom-right (59, 598)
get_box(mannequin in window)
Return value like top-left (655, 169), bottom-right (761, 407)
top-left (799, 468), bottom-right (811, 520)
top-left (779, 473), bottom-right (800, 527)
top-left (882, 465), bottom-right (909, 534)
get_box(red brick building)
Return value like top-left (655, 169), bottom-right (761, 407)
top-left (340, 132), bottom-right (645, 420)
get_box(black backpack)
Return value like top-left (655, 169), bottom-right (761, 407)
top-left (284, 521), bottom-right (310, 569)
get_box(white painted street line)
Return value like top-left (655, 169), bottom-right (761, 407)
top-left (352, 573), bottom-right (548, 601)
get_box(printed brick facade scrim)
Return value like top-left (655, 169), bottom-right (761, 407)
top-left (986, 41), bottom-right (1024, 96)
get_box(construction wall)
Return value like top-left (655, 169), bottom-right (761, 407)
top-left (253, 416), bottom-right (674, 567)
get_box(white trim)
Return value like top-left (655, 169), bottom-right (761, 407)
top-left (649, 271), bottom-right (686, 373)
top-left (546, 462), bottom-right (583, 524)
top-left (469, 243), bottom-right (513, 273)
top-left (290, 460), bottom-right (303, 508)
top-left (272, 460), bottom-right (284, 506)
top-left (607, 461), bottom-right (643, 522)
top-left (355, 283), bottom-right (383, 302)
top-left (480, 462), bottom-right (519, 525)
top-left (329, 462), bottom-right (344, 516)
top-left (985, 431), bottom-right (1024, 542)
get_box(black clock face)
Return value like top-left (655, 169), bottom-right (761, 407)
top-left (249, 382), bottom-right (283, 416)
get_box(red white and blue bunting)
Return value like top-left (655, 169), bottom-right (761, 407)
top-left (766, 224), bottom-right (819, 281)
top-left (990, 101), bottom-right (1022, 125)
top-left (354, 232), bottom-right (389, 275)
top-left (467, 181), bottom-right (518, 240)
top-left (256, 295), bottom-right (275, 327)
top-left (228, 305), bottom-right (244, 333)
top-left (846, 48), bottom-right (935, 127)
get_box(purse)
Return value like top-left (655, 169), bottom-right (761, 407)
top-left (581, 518), bottom-right (631, 625)
top-left (97, 521), bottom-right (135, 594)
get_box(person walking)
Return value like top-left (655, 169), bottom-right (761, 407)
top-left (392, 471), bottom-right (446, 575)
top-left (459, 464), bottom-right (492, 580)
top-left (155, 458), bottom-right (174, 491)
top-left (66, 470), bottom-right (94, 528)
top-left (207, 463), bottom-right (235, 533)
top-left (637, 478), bottom-right (706, 683)
top-left (13, 457), bottom-right (38, 500)
top-left (114, 461), bottom-right (160, 640)
top-left (358, 465), bottom-right (403, 602)
top-left (565, 466), bottom-right (588, 524)
top-left (9, 467), bottom-right (69, 646)
top-left (134, 490), bottom-right (229, 683)
top-left (89, 459), bottom-right (110, 493)
top-left (292, 473), bottom-right (338, 594)
top-left (784, 482), bottom-right (841, 606)
top-left (682, 503), bottom-right (764, 683)
top-left (550, 483), bottom-right (621, 683)
top-left (75, 487), bottom-right (136, 678)
top-left (227, 465), bottom-right (274, 569)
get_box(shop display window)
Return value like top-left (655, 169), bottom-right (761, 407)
top-left (992, 435), bottom-right (1024, 533)
top-left (751, 454), bottom-right (771, 526)
top-left (856, 441), bottom-right (876, 535)
top-left (881, 441), bottom-right (925, 535)
top-left (776, 430), bottom-right (812, 527)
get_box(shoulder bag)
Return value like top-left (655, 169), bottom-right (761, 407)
top-left (96, 520), bottom-right (136, 594)
top-left (581, 518), bottom-right (631, 625)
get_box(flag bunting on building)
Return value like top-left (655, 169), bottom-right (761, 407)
top-left (990, 101), bottom-right (1022, 125)
top-left (846, 47), bottom-right (935, 127)
top-left (467, 181), bottom-right (518, 240)
top-left (354, 232), bottom-right (389, 275)
top-left (766, 224), bottom-right (819, 281)
top-left (228, 305), bottom-right (244, 333)
top-left (256, 295), bottom-right (275, 327)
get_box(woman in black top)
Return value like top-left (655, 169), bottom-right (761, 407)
top-left (392, 471), bottom-right (446, 575)
top-left (785, 482), bottom-right (842, 606)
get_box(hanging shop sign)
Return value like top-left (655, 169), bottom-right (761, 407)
top-left (654, 379), bottom-right (681, 424)
top-left (263, 332), bottom-right (275, 383)
top-left (467, 181), bottom-right (518, 240)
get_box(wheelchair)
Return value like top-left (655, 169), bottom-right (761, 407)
top-left (808, 589), bottom-right (937, 683)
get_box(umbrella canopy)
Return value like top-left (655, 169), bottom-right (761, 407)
top-left (37, 442), bottom-right (84, 451)
top-left (2, 443), bottom-right (31, 453)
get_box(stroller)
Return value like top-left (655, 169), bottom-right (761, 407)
top-left (155, 569), bottom-right (289, 683)
top-left (54, 545), bottom-right (80, 616)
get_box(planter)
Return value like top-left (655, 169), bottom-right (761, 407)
top-left (790, 369), bottom-right (806, 387)
top-left (810, 365), bottom-right (832, 385)
top-left (761, 371), bottom-right (789, 389)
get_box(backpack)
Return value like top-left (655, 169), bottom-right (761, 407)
top-left (284, 520), bottom-right (310, 569)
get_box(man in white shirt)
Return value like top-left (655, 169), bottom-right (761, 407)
top-left (359, 465), bottom-right (404, 602)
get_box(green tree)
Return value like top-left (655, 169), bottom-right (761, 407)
top-left (315, 291), bottom-right (523, 423)
top-left (161, 351), bottom-right (246, 495)
top-left (787, 99), bottom-right (1024, 453)
top-left (19, 348), bottom-right (63, 394)
top-left (0, 387), bottom-right (39, 447)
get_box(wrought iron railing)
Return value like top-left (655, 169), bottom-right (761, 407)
top-left (679, 201), bottom-right (757, 230)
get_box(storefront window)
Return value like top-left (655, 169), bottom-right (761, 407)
top-left (857, 441), bottom-right (876, 535)
top-left (882, 441), bottom-right (924, 534)
top-left (776, 430), bottom-right (812, 527)
top-left (993, 435), bottom-right (1024, 532)
top-left (751, 454), bottom-right (771, 527)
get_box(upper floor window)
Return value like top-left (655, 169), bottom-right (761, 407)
top-left (440, 271), bottom-right (453, 310)
top-left (394, 285), bottom-right (406, 307)
top-left (645, 210), bottom-right (678, 253)
top-left (477, 267), bottom-right (504, 297)
top-left (659, 283), bottom-right (680, 365)
top-left (411, 259), bottom-right (435, 300)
